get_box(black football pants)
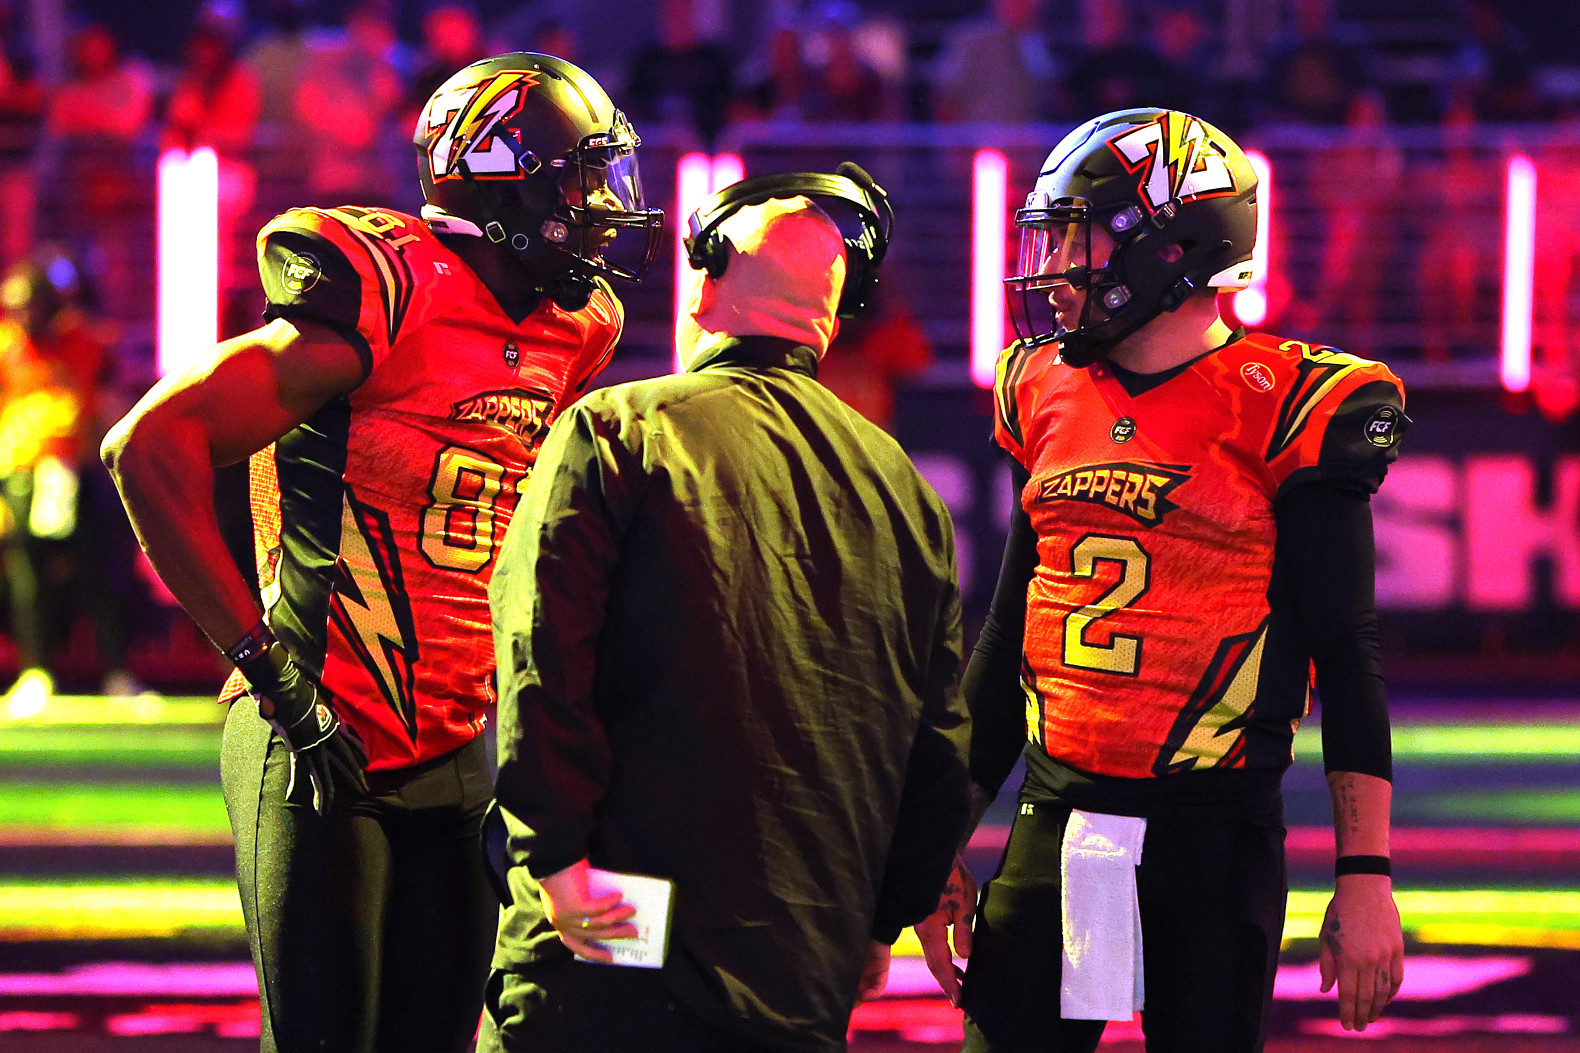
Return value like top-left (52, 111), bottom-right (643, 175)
top-left (961, 790), bottom-right (1287, 1053)
top-left (220, 700), bottom-right (498, 1053)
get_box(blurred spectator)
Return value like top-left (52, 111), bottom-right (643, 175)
top-left (1447, 0), bottom-right (1542, 123)
top-left (1060, 0), bottom-right (1169, 119)
top-left (241, 0), bottom-right (311, 137)
top-left (802, 5), bottom-right (890, 122)
top-left (47, 24), bottom-right (156, 318)
top-left (1261, 0), bottom-right (1373, 125)
top-left (819, 280), bottom-right (932, 434)
top-left (532, 20), bottom-right (581, 65)
top-left (404, 3), bottom-right (487, 134)
top-left (163, 18), bottom-right (260, 158)
top-left (1415, 99), bottom-right (1497, 362)
top-left (733, 22), bottom-right (811, 122)
top-left (163, 16), bottom-right (261, 320)
top-left (47, 23), bottom-right (155, 142)
top-left (0, 249), bottom-right (140, 711)
top-left (932, 0), bottom-right (1056, 123)
top-left (625, 0), bottom-right (733, 149)
top-left (293, 0), bottom-right (404, 206)
top-left (1151, 2), bottom-right (1221, 119)
top-left (0, 1), bottom-right (44, 273)
top-left (1301, 90), bottom-right (1401, 355)
top-left (1532, 107), bottom-right (1580, 420)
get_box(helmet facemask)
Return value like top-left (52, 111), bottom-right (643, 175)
top-left (546, 116), bottom-right (663, 284)
top-left (1007, 193), bottom-right (1140, 368)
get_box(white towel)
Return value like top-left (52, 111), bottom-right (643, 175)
top-left (1060, 809), bottom-right (1147, 1021)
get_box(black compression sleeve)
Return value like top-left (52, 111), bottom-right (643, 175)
top-left (963, 461), bottom-right (1039, 797)
top-left (1274, 482), bottom-right (1393, 780)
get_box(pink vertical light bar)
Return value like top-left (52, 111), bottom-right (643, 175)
top-left (156, 148), bottom-right (219, 377)
top-left (673, 153), bottom-right (746, 372)
top-left (674, 152), bottom-right (717, 373)
top-left (1501, 154), bottom-right (1537, 393)
top-left (711, 153), bottom-right (744, 193)
top-left (971, 148), bottom-right (1008, 388)
top-left (1233, 149), bottom-right (1272, 326)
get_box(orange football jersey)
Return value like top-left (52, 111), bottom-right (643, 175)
top-left (222, 205), bottom-right (623, 770)
top-left (994, 331), bottom-right (1405, 779)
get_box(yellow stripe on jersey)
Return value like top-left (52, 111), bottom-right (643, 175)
top-left (1265, 341), bottom-right (1370, 462)
top-left (314, 207), bottom-right (416, 349)
top-left (994, 341), bottom-right (1032, 451)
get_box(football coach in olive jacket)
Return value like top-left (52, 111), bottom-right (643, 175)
top-left (483, 189), bottom-right (971, 1053)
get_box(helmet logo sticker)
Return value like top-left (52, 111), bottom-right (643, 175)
top-left (1108, 113), bottom-right (1236, 215)
top-left (423, 70), bottom-right (542, 182)
top-left (281, 253), bottom-right (322, 295)
top-left (1110, 417), bottom-right (1137, 443)
top-left (1364, 405), bottom-right (1402, 448)
top-left (1240, 362), bottom-right (1275, 392)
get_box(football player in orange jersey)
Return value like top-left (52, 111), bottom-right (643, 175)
top-left (915, 109), bottom-right (1406, 1051)
top-left (101, 54), bottom-right (660, 1053)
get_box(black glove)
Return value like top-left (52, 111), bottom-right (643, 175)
top-left (230, 629), bottom-right (368, 816)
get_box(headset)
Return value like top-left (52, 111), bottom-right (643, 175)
top-left (683, 162), bottom-right (894, 318)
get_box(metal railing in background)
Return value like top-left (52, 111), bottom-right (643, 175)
top-left (23, 121), bottom-right (1580, 395)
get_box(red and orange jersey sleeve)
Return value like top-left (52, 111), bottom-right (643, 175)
top-left (1248, 335), bottom-right (1408, 496)
top-left (257, 206), bottom-right (437, 374)
top-left (992, 340), bottom-right (1053, 467)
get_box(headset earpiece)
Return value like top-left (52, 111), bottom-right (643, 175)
top-left (685, 230), bottom-right (731, 280)
top-left (684, 164), bottom-right (894, 319)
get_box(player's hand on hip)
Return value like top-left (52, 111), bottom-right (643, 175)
top-left (914, 854), bottom-right (977, 1007)
top-left (1318, 874), bottom-right (1405, 1031)
top-left (538, 859), bottom-right (638, 963)
top-left (237, 641), bottom-right (368, 816)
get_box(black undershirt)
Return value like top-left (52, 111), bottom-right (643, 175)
top-left (965, 460), bottom-right (1393, 803)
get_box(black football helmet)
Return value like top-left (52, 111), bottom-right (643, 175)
top-left (414, 53), bottom-right (663, 301)
top-left (1006, 108), bottom-right (1257, 367)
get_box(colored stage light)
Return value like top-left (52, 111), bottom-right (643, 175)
top-left (0, 784), bottom-right (227, 837)
top-left (1233, 150), bottom-right (1272, 326)
top-left (0, 962), bottom-right (257, 997)
top-left (1405, 790), bottom-right (1580, 825)
top-left (1292, 720), bottom-right (1580, 763)
top-left (1501, 154), bottom-right (1536, 393)
top-left (157, 148), bottom-right (219, 378)
top-left (0, 695), bottom-right (221, 728)
top-left (971, 148), bottom-right (1008, 389)
top-left (0, 725), bottom-right (217, 770)
top-left (0, 880), bottom-right (243, 941)
top-left (673, 153), bottom-right (746, 373)
top-left (1283, 888), bottom-right (1580, 948)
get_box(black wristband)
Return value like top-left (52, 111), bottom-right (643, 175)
top-left (223, 620), bottom-right (276, 668)
top-left (1335, 854), bottom-right (1391, 877)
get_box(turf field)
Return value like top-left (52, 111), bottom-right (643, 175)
top-left (0, 694), bottom-right (1575, 1051)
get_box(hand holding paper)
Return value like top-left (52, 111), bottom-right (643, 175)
top-left (538, 859), bottom-right (674, 968)
top-left (537, 859), bottom-right (640, 964)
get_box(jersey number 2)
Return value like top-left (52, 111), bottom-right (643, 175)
top-left (1063, 534), bottom-right (1151, 676)
top-left (420, 446), bottom-right (507, 573)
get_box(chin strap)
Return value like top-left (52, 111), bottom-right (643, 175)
top-left (541, 272), bottom-right (594, 311)
top-left (442, 160), bottom-right (597, 309)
